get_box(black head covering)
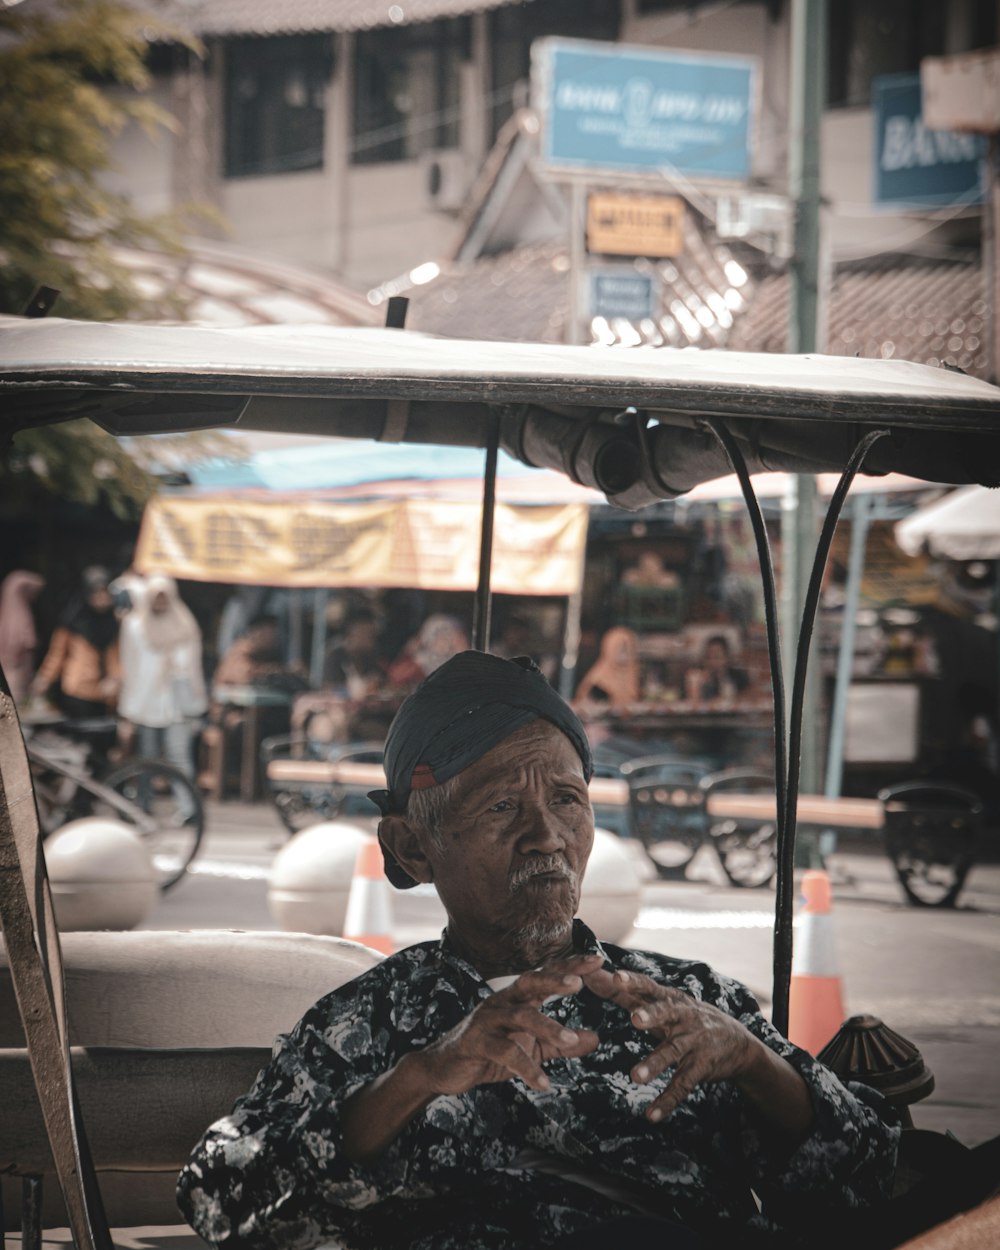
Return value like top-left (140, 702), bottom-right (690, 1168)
top-left (370, 650), bottom-right (593, 889)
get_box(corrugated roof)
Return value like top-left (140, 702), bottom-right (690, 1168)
top-left (146, 0), bottom-right (534, 37)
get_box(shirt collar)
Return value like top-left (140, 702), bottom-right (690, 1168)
top-left (436, 918), bottom-right (611, 985)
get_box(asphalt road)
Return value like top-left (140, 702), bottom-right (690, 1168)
top-left (142, 799), bottom-right (1000, 1148)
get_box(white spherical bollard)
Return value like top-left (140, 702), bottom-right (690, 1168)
top-left (578, 828), bottom-right (642, 945)
top-left (44, 818), bottom-right (158, 931)
top-left (268, 820), bottom-right (376, 935)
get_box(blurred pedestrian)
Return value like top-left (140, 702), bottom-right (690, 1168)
top-left (387, 613), bottom-right (469, 688)
top-left (118, 573), bottom-right (207, 785)
top-left (32, 565), bottom-right (121, 718)
top-left (0, 570), bottom-right (45, 703)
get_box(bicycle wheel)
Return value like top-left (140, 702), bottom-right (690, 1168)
top-left (97, 758), bottom-right (205, 892)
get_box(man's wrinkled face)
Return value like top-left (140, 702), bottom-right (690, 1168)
top-left (420, 719), bottom-right (594, 954)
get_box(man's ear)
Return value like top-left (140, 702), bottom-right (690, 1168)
top-left (379, 815), bottom-right (435, 884)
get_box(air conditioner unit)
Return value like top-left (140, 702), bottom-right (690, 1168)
top-left (420, 149), bottom-right (471, 212)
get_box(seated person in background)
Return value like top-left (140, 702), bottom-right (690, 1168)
top-left (574, 625), bottom-right (641, 711)
top-left (387, 613), bottom-right (469, 688)
top-left (684, 633), bottom-right (750, 706)
top-left (179, 650), bottom-right (901, 1250)
top-left (322, 608), bottom-right (386, 699)
top-left (212, 615), bottom-right (293, 689)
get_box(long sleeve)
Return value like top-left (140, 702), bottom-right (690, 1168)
top-left (177, 977), bottom-right (423, 1250)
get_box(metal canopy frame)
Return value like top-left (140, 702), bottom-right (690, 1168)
top-left (2, 317), bottom-right (1000, 1246)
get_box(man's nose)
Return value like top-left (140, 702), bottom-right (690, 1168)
top-left (517, 803), bottom-right (566, 854)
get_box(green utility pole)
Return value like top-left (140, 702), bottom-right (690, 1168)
top-left (785, 0), bottom-right (827, 859)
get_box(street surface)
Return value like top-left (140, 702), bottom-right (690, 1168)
top-left (143, 800), bottom-right (1000, 1148)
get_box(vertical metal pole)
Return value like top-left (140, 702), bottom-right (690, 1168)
top-left (309, 588), bottom-right (329, 689)
top-left (558, 511), bottom-right (591, 700)
top-left (985, 134), bottom-right (999, 384)
top-left (21, 1176), bottom-right (42, 1250)
top-left (568, 181), bottom-right (587, 345)
top-left (471, 418), bottom-right (500, 651)
top-left (824, 493), bottom-right (873, 802)
top-left (784, 0), bottom-right (827, 842)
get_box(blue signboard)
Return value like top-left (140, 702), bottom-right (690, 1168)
top-left (534, 38), bottom-right (756, 182)
top-left (589, 270), bottom-right (655, 321)
top-left (873, 73), bottom-right (986, 207)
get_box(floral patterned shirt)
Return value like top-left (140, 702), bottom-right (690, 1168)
top-left (177, 921), bottom-right (899, 1250)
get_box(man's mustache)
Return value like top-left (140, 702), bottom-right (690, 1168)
top-left (509, 856), bottom-right (575, 893)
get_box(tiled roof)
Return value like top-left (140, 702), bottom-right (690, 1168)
top-left (725, 257), bottom-right (990, 380)
top-left (146, 0), bottom-right (533, 37)
top-left (408, 213), bottom-right (754, 348)
top-left (408, 238), bottom-right (989, 385)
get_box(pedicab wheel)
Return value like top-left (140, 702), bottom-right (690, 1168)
top-left (98, 758), bottom-right (205, 892)
top-left (710, 818), bottom-right (777, 888)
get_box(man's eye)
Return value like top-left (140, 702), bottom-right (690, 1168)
top-left (554, 792), bottom-right (579, 805)
top-left (488, 799), bottom-right (514, 813)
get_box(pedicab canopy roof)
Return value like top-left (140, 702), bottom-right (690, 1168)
top-left (1, 316), bottom-right (999, 508)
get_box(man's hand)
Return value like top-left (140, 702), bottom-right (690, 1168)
top-left (341, 953), bottom-right (601, 1165)
top-left (583, 966), bottom-right (757, 1122)
top-left (416, 953), bottom-right (603, 1097)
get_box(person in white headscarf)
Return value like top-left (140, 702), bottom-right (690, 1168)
top-left (118, 574), bottom-right (207, 786)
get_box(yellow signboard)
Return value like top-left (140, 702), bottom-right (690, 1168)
top-left (135, 496), bottom-right (588, 595)
top-left (586, 192), bottom-right (684, 258)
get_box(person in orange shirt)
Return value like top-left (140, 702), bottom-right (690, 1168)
top-left (32, 565), bottom-right (121, 718)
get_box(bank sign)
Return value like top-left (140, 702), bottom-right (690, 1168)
top-left (534, 38), bottom-right (756, 182)
top-left (873, 73), bottom-right (986, 207)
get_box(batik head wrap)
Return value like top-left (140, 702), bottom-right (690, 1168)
top-left (369, 650), bottom-right (593, 889)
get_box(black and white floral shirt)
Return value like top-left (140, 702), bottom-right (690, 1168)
top-left (177, 921), bottom-right (899, 1250)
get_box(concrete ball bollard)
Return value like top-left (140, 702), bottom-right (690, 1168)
top-left (268, 821), bottom-right (376, 936)
top-left (44, 818), bottom-right (158, 931)
top-left (578, 827), bottom-right (642, 945)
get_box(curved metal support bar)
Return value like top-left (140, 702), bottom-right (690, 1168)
top-left (705, 420), bottom-right (790, 1022)
top-left (777, 429), bottom-right (890, 1030)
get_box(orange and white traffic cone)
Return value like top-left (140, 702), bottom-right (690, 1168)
top-left (343, 839), bottom-right (395, 956)
top-left (788, 869), bottom-right (845, 1055)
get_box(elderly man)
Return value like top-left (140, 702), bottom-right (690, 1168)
top-left (178, 652), bottom-right (898, 1250)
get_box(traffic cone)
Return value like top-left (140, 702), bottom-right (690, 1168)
top-left (343, 838), bottom-right (395, 956)
top-left (788, 869), bottom-right (845, 1055)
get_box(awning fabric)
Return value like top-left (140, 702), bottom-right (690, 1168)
top-left (895, 485), bottom-right (1000, 561)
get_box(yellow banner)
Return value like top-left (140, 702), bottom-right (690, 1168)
top-left (135, 496), bottom-right (588, 595)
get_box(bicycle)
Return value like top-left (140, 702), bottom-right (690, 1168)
top-left (25, 714), bottom-right (205, 892)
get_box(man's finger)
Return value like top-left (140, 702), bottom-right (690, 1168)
top-left (503, 954), bottom-right (604, 1004)
top-left (630, 1030), bottom-right (694, 1084)
top-left (496, 1037), bottom-right (551, 1091)
top-left (646, 1059), bottom-right (704, 1121)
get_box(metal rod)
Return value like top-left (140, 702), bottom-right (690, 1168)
top-left (21, 1176), bottom-right (42, 1250)
top-left (776, 429), bottom-right (889, 1032)
top-left (706, 421), bottom-right (790, 1028)
top-left (825, 492), bottom-right (874, 802)
top-left (471, 418), bottom-right (500, 651)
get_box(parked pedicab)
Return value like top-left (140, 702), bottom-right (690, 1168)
top-left (1, 314), bottom-right (999, 1247)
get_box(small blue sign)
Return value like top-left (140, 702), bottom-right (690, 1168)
top-left (534, 38), bottom-right (756, 182)
top-left (873, 73), bottom-right (986, 207)
top-left (590, 270), bottom-right (655, 321)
